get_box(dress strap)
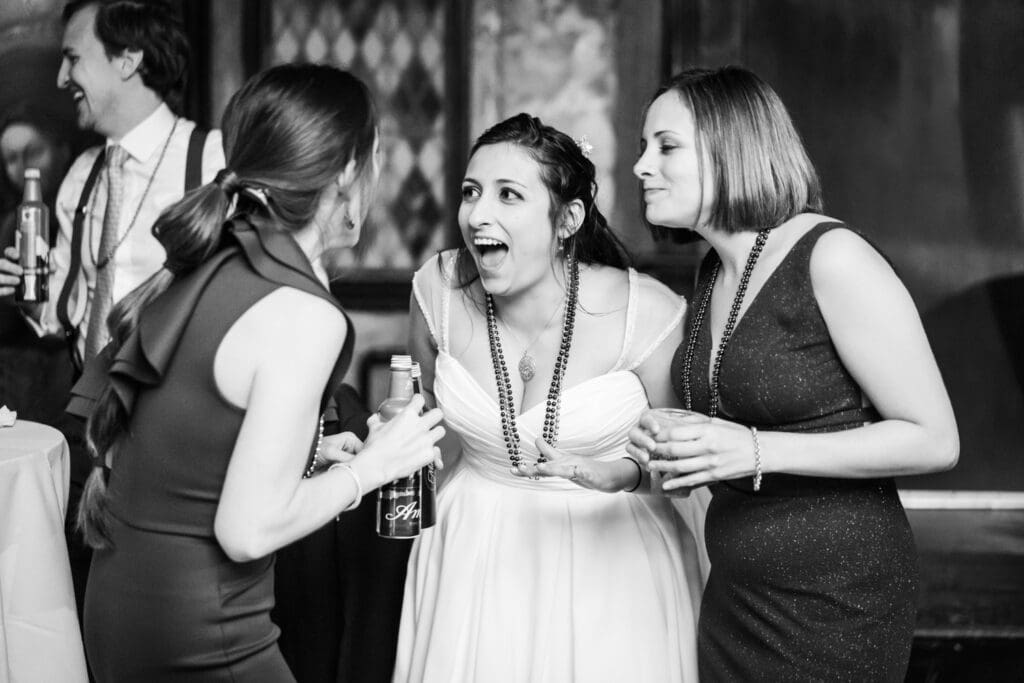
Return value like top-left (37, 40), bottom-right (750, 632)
top-left (411, 251), bottom-right (456, 355)
top-left (440, 253), bottom-right (454, 353)
top-left (613, 268), bottom-right (687, 372)
top-left (411, 277), bottom-right (440, 352)
top-left (610, 268), bottom-right (639, 372)
top-left (630, 299), bottom-right (685, 371)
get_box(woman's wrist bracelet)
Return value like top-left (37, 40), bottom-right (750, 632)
top-left (329, 462), bottom-right (363, 512)
top-left (621, 455), bottom-right (643, 493)
top-left (749, 426), bottom-right (762, 492)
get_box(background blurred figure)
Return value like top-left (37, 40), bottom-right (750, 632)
top-left (0, 0), bottom-right (224, 628)
top-left (0, 0), bottom-right (225, 366)
top-left (0, 103), bottom-right (75, 424)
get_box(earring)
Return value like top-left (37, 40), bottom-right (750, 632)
top-left (557, 236), bottom-right (565, 253)
top-left (343, 211), bottom-right (356, 231)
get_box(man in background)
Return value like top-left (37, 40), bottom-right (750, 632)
top-left (0, 0), bottom-right (223, 623)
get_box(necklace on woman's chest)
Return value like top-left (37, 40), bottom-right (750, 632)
top-left (485, 256), bottom-right (580, 467)
top-left (497, 293), bottom-right (566, 383)
top-left (681, 228), bottom-right (771, 417)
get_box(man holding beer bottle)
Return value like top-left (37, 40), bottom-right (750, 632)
top-left (0, 105), bottom-right (75, 426)
top-left (0, 0), bottom-right (223, 625)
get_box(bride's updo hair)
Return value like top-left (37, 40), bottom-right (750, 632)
top-left (453, 113), bottom-right (630, 288)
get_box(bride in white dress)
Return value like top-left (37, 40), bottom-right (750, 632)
top-left (394, 114), bottom-right (707, 683)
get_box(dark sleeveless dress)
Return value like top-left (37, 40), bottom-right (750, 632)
top-left (672, 223), bottom-right (919, 682)
top-left (77, 218), bottom-right (352, 682)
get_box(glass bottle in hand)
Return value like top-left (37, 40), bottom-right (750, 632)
top-left (411, 361), bottom-right (436, 529)
top-left (14, 168), bottom-right (49, 303)
top-left (376, 354), bottom-right (421, 538)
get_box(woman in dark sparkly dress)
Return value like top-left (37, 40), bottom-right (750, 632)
top-left (627, 66), bottom-right (959, 681)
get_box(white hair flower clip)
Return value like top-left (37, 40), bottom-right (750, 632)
top-left (574, 134), bottom-right (594, 159)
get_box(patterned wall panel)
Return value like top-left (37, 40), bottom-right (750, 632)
top-left (265, 0), bottom-right (455, 270)
top-left (471, 0), bottom-right (619, 225)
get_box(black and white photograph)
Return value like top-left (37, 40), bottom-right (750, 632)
top-left (0, 1), bottom-right (1021, 681)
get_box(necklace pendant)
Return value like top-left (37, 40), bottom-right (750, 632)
top-left (518, 354), bottom-right (537, 382)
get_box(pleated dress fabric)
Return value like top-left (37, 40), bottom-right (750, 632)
top-left (393, 251), bottom-right (705, 683)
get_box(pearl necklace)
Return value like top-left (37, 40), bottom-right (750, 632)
top-left (682, 229), bottom-right (770, 416)
top-left (486, 256), bottom-right (579, 467)
top-left (302, 414), bottom-right (326, 479)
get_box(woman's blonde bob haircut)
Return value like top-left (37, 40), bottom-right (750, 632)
top-left (649, 66), bottom-right (824, 233)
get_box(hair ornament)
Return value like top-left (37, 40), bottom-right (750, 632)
top-left (214, 168), bottom-right (240, 193)
top-left (574, 134), bottom-right (594, 159)
top-left (241, 186), bottom-right (270, 207)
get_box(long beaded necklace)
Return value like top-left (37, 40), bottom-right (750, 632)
top-left (681, 228), bottom-right (770, 416)
top-left (89, 117), bottom-right (179, 270)
top-left (486, 256), bottom-right (580, 467)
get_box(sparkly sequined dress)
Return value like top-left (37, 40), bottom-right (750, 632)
top-left (393, 251), bottom-right (707, 683)
top-left (675, 223), bottom-right (919, 681)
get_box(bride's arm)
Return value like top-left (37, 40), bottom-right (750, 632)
top-left (409, 292), bottom-right (461, 472)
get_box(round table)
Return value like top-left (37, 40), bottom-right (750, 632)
top-left (0, 420), bottom-right (88, 682)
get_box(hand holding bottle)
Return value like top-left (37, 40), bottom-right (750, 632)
top-left (0, 247), bottom-right (44, 321)
top-left (358, 393), bottom-right (445, 490)
top-left (0, 246), bottom-right (23, 298)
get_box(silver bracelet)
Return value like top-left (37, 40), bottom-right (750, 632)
top-left (329, 463), bottom-right (363, 512)
top-left (749, 426), bottom-right (762, 492)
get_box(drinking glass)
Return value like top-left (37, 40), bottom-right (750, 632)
top-left (645, 408), bottom-right (711, 495)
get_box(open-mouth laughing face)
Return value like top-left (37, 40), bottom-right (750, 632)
top-left (57, 3), bottom-right (126, 137)
top-left (458, 142), bottom-right (561, 299)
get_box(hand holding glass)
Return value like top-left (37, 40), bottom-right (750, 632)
top-left (643, 408), bottom-right (711, 495)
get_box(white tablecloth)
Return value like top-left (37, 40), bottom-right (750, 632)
top-left (0, 420), bottom-right (88, 682)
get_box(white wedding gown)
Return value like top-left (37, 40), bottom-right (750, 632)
top-left (394, 252), bottom-right (707, 683)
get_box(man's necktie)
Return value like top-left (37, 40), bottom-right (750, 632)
top-left (83, 144), bottom-right (129, 362)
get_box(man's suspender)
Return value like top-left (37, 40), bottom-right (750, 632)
top-left (59, 126), bottom-right (209, 370)
top-left (184, 125), bottom-right (207, 192)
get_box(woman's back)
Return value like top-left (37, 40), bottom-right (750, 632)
top-left (84, 221), bottom-right (350, 682)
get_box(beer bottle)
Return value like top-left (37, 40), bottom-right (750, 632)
top-left (15, 168), bottom-right (49, 303)
top-left (376, 354), bottom-right (421, 538)
top-left (411, 362), bottom-right (436, 529)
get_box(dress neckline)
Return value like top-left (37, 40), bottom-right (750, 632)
top-left (437, 350), bottom-right (643, 419)
top-left (702, 221), bottom-right (843, 357)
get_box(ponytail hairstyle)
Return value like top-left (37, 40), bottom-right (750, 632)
top-left (78, 63), bottom-right (378, 548)
top-left (453, 113), bottom-right (631, 288)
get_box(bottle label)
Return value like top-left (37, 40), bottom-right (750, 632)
top-left (385, 501), bottom-right (420, 522)
top-left (16, 207), bottom-right (49, 303)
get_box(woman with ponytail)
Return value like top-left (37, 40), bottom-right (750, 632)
top-left (393, 114), bottom-right (706, 682)
top-left (76, 63), bottom-right (445, 682)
